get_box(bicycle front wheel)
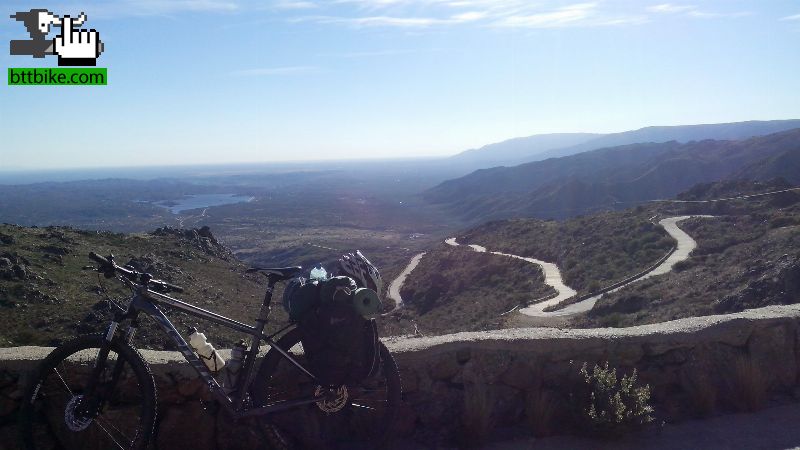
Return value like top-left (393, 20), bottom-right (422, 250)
top-left (18, 333), bottom-right (157, 450)
top-left (251, 327), bottom-right (402, 449)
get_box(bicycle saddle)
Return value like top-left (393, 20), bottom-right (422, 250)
top-left (246, 266), bottom-right (303, 280)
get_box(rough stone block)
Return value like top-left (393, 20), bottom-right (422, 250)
top-left (747, 324), bottom-right (797, 389)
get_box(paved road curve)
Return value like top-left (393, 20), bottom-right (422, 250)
top-left (444, 238), bottom-right (578, 312)
top-left (384, 252), bottom-right (426, 315)
top-left (447, 215), bottom-right (712, 318)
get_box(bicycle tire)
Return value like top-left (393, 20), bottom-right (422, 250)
top-left (18, 333), bottom-right (157, 450)
top-left (251, 327), bottom-right (402, 449)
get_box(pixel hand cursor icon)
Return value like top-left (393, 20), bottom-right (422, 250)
top-left (52, 13), bottom-right (104, 66)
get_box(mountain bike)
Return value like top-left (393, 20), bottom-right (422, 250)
top-left (18, 252), bottom-right (402, 449)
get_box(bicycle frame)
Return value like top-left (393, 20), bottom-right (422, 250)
top-left (98, 279), bottom-right (322, 419)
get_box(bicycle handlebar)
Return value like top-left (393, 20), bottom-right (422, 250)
top-left (88, 252), bottom-right (185, 293)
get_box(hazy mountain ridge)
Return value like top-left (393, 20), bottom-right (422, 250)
top-left (447, 119), bottom-right (800, 170)
top-left (450, 133), bottom-right (600, 167)
top-left (533, 119), bottom-right (800, 162)
top-left (426, 128), bottom-right (800, 221)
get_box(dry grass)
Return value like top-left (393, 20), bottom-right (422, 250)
top-left (683, 371), bottom-right (717, 417)
top-left (732, 356), bottom-right (767, 412)
top-left (526, 389), bottom-right (558, 437)
top-left (461, 380), bottom-right (494, 448)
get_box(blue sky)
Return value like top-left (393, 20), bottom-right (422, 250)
top-left (1, 0), bottom-right (799, 169)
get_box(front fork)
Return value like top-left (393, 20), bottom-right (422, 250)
top-left (77, 311), bottom-right (140, 418)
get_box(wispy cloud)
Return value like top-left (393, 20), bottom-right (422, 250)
top-left (318, 48), bottom-right (443, 58)
top-left (780, 13), bottom-right (800, 21)
top-left (493, 3), bottom-right (646, 29)
top-left (647, 3), bottom-right (750, 19)
top-left (29, 0), bottom-right (242, 19)
top-left (231, 66), bottom-right (319, 76)
top-left (272, 0), bottom-right (317, 9)
top-left (296, 2), bottom-right (647, 29)
top-left (648, 3), bottom-right (695, 14)
top-left (296, 10), bottom-right (487, 27)
top-left (109, 0), bottom-right (240, 16)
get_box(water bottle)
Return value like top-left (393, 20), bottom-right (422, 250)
top-left (310, 264), bottom-right (327, 280)
top-left (223, 340), bottom-right (247, 393)
top-left (188, 328), bottom-right (226, 373)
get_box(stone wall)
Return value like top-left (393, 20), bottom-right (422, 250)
top-left (2, 304), bottom-right (800, 448)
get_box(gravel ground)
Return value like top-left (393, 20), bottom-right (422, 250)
top-left (484, 402), bottom-right (800, 450)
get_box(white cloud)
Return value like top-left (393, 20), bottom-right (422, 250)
top-left (231, 66), bottom-right (319, 76)
top-left (299, 2), bottom-right (646, 29)
top-left (28, 0), bottom-right (242, 19)
top-left (780, 14), bottom-right (800, 21)
top-left (318, 48), bottom-right (443, 57)
top-left (451, 11), bottom-right (487, 22)
top-left (119, 0), bottom-right (240, 14)
top-left (308, 15), bottom-right (445, 26)
top-left (647, 3), bottom-right (750, 19)
top-left (648, 4), bottom-right (695, 14)
top-left (492, 3), bottom-right (646, 29)
top-left (272, 0), bottom-right (317, 9)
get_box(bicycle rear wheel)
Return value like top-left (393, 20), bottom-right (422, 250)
top-left (18, 333), bottom-right (157, 450)
top-left (251, 327), bottom-right (402, 449)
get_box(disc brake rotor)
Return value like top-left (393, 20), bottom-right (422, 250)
top-left (64, 395), bottom-right (93, 431)
top-left (314, 386), bottom-right (348, 413)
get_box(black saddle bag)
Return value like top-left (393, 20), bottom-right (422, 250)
top-left (297, 277), bottom-right (380, 386)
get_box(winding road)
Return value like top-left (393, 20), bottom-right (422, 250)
top-left (387, 216), bottom-right (711, 318)
top-left (384, 252), bottom-right (426, 315)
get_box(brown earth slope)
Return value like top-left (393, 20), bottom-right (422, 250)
top-left (0, 224), bottom-right (289, 349)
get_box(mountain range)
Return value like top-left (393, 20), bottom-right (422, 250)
top-left (426, 127), bottom-right (800, 222)
top-left (450, 119), bottom-right (800, 169)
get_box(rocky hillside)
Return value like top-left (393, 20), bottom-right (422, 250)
top-left (425, 128), bottom-right (800, 222)
top-left (577, 179), bottom-right (800, 327)
top-left (0, 224), bottom-right (291, 349)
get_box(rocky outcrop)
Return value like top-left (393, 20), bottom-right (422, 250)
top-left (714, 255), bottom-right (800, 312)
top-left (3, 304), bottom-right (800, 447)
top-left (151, 226), bottom-right (233, 260)
top-left (0, 254), bottom-right (28, 281)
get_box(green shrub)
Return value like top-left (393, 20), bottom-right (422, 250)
top-left (598, 313), bottom-right (625, 328)
top-left (576, 362), bottom-right (654, 437)
top-left (673, 260), bottom-right (693, 272)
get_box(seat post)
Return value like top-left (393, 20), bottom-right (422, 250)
top-left (255, 278), bottom-right (277, 330)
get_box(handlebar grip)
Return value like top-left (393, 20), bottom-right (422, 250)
top-left (89, 252), bottom-right (110, 266)
top-left (149, 279), bottom-right (185, 294)
top-left (162, 282), bottom-right (184, 293)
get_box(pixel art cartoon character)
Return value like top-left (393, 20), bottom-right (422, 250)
top-left (10, 9), bottom-right (104, 66)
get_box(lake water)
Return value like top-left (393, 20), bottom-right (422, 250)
top-left (156, 194), bottom-right (254, 214)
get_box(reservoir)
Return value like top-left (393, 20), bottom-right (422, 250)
top-left (156, 194), bottom-right (254, 214)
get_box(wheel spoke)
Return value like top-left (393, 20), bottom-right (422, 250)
top-left (350, 398), bottom-right (388, 404)
top-left (51, 367), bottom-right (74, 396)
top-left (96, 414), bottom-right (135, 448)
top-left (93, 418), bottom-right (130, 450)
top-left (350, 403), bottom-right (377, 410)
